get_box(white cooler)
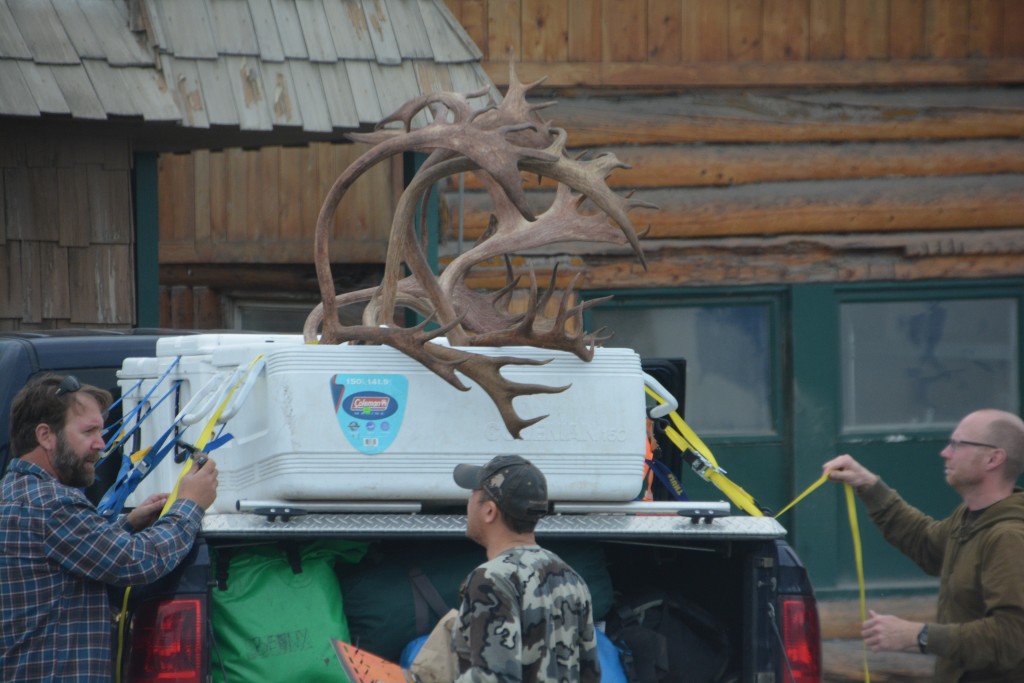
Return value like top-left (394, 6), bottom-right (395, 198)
top-left (118, 334), bottom-right (303, 507)
top-left (121, 336), bottom-right (648, 510)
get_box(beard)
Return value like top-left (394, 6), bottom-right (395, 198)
top-left (945, 459), bottom-right (985, 493)
top-left (52, 431), bottom-right (96, 488)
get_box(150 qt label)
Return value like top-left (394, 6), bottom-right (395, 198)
top-left (330, 374), bottom-right (408, 455)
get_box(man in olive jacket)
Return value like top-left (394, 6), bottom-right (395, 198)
top-left (824, 409), bottom-right (1024, 683)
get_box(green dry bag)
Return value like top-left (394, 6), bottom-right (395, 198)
top-left (211, 540), bottom-right (367, 683)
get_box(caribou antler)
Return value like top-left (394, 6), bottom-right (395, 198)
top-left (329, 316), bottom-right (569, 439)
top-left (305, 61), bottom-right (654, 438)
top-left (469, 267), bottom-right (614, 361)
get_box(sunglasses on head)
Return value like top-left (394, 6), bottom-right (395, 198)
top-left (54, 375), bottom-right (82, 397)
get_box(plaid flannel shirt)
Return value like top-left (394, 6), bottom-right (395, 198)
top-left (1, 459), bottom-right (203, 682)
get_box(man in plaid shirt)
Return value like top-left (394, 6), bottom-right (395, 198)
top-left (1, 374), bottom-right (219, 682)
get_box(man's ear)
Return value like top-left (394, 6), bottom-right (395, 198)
top-left (481, 498), bottom-right (500, 524)
top-left (987, 447), bottom-right (1007, 472)
top-left (35, 423), bottom-right (56, 451)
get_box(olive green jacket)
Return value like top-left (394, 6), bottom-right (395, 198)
top-left (860, 481), bottom-right (1024, 683)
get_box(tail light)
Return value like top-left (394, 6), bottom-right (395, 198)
top-left (125, 597), bottom-right (205, 682)
top-left (778, 595), bottom-right (822, 683)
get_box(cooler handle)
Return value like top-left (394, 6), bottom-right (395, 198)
top-left (177, 370), bottom-right (235, 426)
top-left (643, 372), bottom-right (679, 419)
top-left (218, 357), bottom-right (266, 423)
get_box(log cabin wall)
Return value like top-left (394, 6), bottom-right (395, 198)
top-left (146, 1), bottom-right (1022, 593)
top-left (0, 132), bottom-right (135, 330)
top-left (449, 0), bottom-right (1024, 87)
top-left (439, 1), bottom-right (1024, 594)
top-left (156, 2), bottom-right (1024, 329)
top-left (156, 142), bottom-right (400, 329)
top-left (440, 0), bottom-right (1024, 291)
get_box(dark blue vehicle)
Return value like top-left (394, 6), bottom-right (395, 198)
top-left (0, 331), bottom-right (822, 683)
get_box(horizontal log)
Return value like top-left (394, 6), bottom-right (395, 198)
top-left (159, 239), bottom-right (388, 265)
top-left (450, 139), bottom-right (1024, 191)
top-left (577, 250), bottom-right (1024, 288)
top-left (460, 251), bottom-right (1024, 289)
top-left (456, 230), bottom-right (1024, 289)
top-left (159, 263), bottom-right (385, 291)
top-left (536, 90), bottom-right (1024, 146)
top-left (443, 174), bottom-right (1024, 241)
top-left (484, 59), bottom-right (1024, 89)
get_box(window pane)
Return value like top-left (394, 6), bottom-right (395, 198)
top-left (234, 301), bottom-right (367, 333)
top-left (236, 303), bottom-right (315, 333)
top-left (840, 299), bottom-right (1018, 431)
top-left (591, 305), bottom-right (773, 435)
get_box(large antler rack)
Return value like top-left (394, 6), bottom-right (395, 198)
top-left (305, 63), bottom-right (654, 439)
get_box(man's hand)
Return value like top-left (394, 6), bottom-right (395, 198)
top-left (125, 493), bottom-right (170, 531)
top-left (176, 457), bottom-right (219, 511)
top-left (862, 610), bottom-right (924, 653)
top-left (823, 454), bottom-right (879, 489)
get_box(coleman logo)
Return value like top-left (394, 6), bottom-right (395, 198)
top-left (330, 374), bottom-right (408, 456)
top-left (341, 391), bottom-right (399, 419)
top-left (352, 397), bottom-right (390, 411)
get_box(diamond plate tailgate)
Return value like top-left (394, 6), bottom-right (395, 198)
top-left (202, 512), bottom-right (787, 541)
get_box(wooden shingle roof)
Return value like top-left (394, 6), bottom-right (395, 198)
top-left (0, 0), bottom-right (494, 146)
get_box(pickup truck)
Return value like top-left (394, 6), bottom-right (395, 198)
top-left (0, 330), bottom-right (822, 683)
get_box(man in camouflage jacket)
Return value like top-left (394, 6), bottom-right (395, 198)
top-left (451, 455), bottom-right (601, 683)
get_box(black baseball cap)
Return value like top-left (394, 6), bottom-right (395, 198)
top-left (453, 455), bottom-right (549, 521)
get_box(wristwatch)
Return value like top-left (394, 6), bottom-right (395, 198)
top-left (917, 624), bottom-right (928, 653)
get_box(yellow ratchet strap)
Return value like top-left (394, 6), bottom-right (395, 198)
top-left (776, 474), bottom-right (870, 683)
top-left (846, 483), bottom-right (871, 683)
top-left (645, 382), bottom-right (870, 682)
top-left (774, 471), bottom-right (830, 519)
top-left (644, 386), bottom-right (764, 517)
top-left (129, 446), bottom-right (151, 466)
top-left (117, 355), bottom-right (264, 683)
top-left (160, 354), bottom-right (264, 515)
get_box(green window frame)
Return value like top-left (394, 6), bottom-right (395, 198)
top-left (583, 287), bottom-right (786, 441)
top-left (586, 279), bottom-right (1024, 596)
top-left (836, 283), bottom-right (1020, 436)
top-left (792, 279), bottom-right (1024, 596)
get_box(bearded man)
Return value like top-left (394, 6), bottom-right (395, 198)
top-left (1, 374), bottom-right (218, 682)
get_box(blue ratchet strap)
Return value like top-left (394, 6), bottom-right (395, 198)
top-left (98, 414), bottom-right (184, 520)
top-left (102, 379), bottom-right (143, 433)
top-left (97, 421), bottom-right (234, 520)
top-left (101, 380), bottom-right (181, 462)
top-left (205, 431), bottom-right (234, 452)
top-left (174, 433), bottom-right (234, 462)
top-left (644, 457), bottom-right (689, 501)
top-left (103, 357), bottom-right (181, 443)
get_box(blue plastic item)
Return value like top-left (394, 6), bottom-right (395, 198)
top-left (399, 634), bottom-right (429, 668)
top-left (398, 628), bottom-right (626, 682)
top-left (596, 628), bottom-right (628, 683)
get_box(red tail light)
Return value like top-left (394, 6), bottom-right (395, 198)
top-left (125, 598), bottom-right (205, 682)
top-left (778, 595), bottom-right (822, 683)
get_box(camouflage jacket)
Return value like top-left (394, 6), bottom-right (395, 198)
top-left (452, 544), bottom-right (601, 683)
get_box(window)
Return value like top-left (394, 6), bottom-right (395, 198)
top-left (590, 301), bottom-right (776, 435)
top-left (840, 298), bottom-right (1018, 431)
top-left (233, 301), bottom-right (318, 333)
top-left (231, 300), bottom-right (368, 333)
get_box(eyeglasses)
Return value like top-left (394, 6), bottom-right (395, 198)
top-left (54, 375), bottom-right (81, 397)
top-left (947, 438), bottom-right (1000, 452)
